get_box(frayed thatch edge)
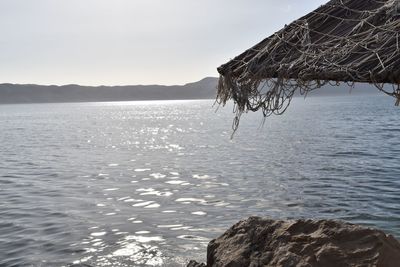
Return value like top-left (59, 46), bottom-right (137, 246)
top-left (216, 73), bottom-right (400, 136)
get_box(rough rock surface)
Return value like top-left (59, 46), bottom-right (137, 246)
top-left (187, 260), bottom-right (206, 267)
top-left (188, 217), bottom-right (400, 267)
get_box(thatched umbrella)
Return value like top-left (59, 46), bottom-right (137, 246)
top-left (217, 0), bottom-right (400, 131)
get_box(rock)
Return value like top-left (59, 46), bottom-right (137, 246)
top-left (187, 260), bottom-right (206, 267)
top-left (188, 216), bottom-right (400, 267)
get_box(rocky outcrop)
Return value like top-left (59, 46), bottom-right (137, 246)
top-left (188, 217), bottom-right (400, 267)
top-left (187, 260), bottom-right (206, 267)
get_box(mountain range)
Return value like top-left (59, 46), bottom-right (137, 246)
top-left (0, 77), bottom-right (384, 104)
top-left (0, 77), bottom-right (217, 104)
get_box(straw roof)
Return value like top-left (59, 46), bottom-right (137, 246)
top-left (217, 0), bottom-right (400, 131)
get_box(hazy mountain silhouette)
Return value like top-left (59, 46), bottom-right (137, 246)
top-left (0, 77), bottom-right (218, 104)
top-left (0, 77), bottom-right (384, 104)
top-left (299, 82), bottom-right (386, 97)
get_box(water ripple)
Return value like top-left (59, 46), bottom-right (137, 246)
top-left (0, 98), bottom-right (399, 266)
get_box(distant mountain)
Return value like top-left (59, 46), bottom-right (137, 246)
top-left (0, 77), bottom-right (218, 104)
top-left (0, 77), bottom-right (385, 104)
top-left (301, 82), bottom-right (385, 97)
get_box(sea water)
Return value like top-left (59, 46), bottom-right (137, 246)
top-left (0, 96), bottom-right (399, 266)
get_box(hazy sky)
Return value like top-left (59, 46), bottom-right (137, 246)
top-left (0, 0), bottom-right (326, 85)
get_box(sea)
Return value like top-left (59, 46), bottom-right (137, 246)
top-left (1, 95), bottom-right (399, 266)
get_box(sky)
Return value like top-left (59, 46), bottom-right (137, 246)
top-left (0, 0), bottom-right (327, 86)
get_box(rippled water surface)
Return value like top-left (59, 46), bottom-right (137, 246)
top-left (1, 97), bottom-right (400, 266)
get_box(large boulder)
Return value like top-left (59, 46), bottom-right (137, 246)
top-left (189, 217), bottom-right (400, 267)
